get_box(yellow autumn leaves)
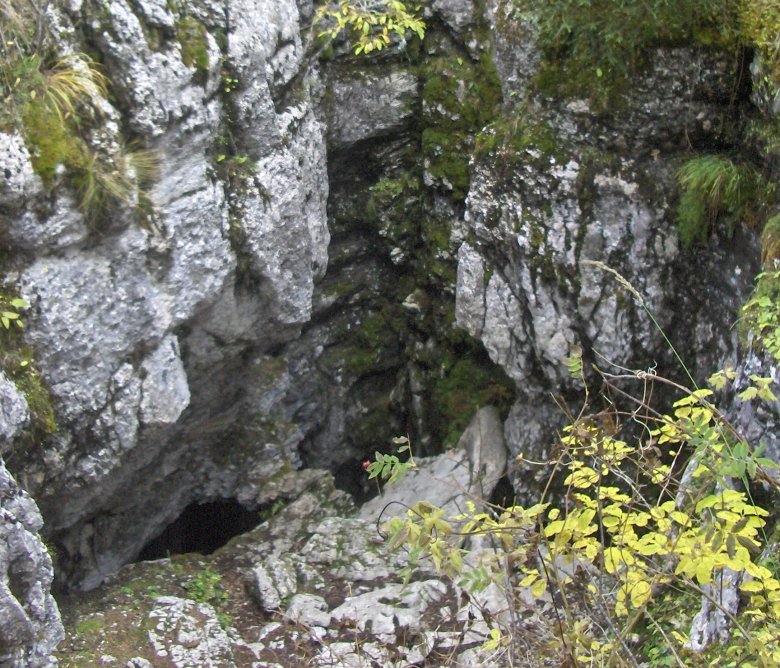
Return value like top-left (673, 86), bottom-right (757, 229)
top-left (313, 0), bottom-right (425, 55)
top-left (376, 377), bottom-right (780, 665)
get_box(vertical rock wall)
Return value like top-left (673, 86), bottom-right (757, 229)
top-left (1, 374), bottom-right (63, 667)
top-left (454, 3), bottom-right (760, 495)
top-left (1, 0), bottom-right (330, 590)
top-left (0, 0), bottom-right (768, 619)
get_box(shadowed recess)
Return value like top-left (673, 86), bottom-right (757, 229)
top-left (137, 498), bottom-right (261, 560)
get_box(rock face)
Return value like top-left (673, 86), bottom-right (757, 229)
top-left (53, 460), bottom-right (527, 667)
top-left (0, 377), bottom-right (63, 667)
top-left (455, 16), bottom-right (759, 496)
top-left (358, 405), bottom-right (507, 521)
top-left (1, 0), bottom-right (330, 591)
top-left (0, 375), bottom-right (29, 452)
top-left (0, 0), bottom-right (771, 652)
top-left (0, 461), bottom-right (63, 668)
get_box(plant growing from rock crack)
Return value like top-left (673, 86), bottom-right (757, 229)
top-left (676, 155), bottom-right (774, 248)
top-left (0, 294), bottom-right (28, 331)
top-left (0, 287), bottom-right (57, 442)
top-left (0, 2), bottom-right (159, 226)
top-left (742, 269), bottom-right (780, 364)
top-left (184, 569), bottom-right (231, 628)
top-left (75, 146), bottom-right (160, 226)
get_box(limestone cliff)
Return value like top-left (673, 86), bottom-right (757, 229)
top-left (0, 0), bottom-right (777, 664)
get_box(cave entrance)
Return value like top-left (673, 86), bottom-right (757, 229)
top-left (137, 498), bottom-right (261, 561)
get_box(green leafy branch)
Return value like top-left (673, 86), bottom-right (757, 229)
top-left (742, 271), bottom-right (780, 362)
top-left (1, 295), bottom-right (28, 331)
top-left (313, 0), bottom-right (425, 55)
top-left (365, 435), bottom-right (417, 486)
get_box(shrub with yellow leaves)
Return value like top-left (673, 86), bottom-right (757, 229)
top-left (313, 0), bottom-right (425, 55)
top-left (370, 357), bottom-right (780, 666)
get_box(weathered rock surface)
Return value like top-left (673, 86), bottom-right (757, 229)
top-left (358, 405), bottom-right (506, 521)
top-left (324, 65), bottom-right (418, 149)
top-left (0, 5), bottom-right (776, 666)
top-left (455, 19), bottom-right (760, 496)
top-left (0, 458), bottom-right (63, 667)
top-left (0, 374), bottom-right (29, 455)
top-left (53, 462), bottom-right (526, 667)
top-left (1, 0), bottom-right (330, 592)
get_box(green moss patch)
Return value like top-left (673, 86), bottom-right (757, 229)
top-left (511, 0), bottom-right (740, 108)
top-left (420, 53), bottom-right (502, 200)
top-left (344, 305), bottom-right (404, 376)
top-left (178, 16), bottom-right (209, 75)
top-left (429, 349), bottom-right (515, 448)
top-left (22, 99), bottom-right (89, 186)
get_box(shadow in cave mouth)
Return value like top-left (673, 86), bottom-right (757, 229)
top-left (136, 498), bottom-right (262, 561)
top-left (333, 457), bottom-right (378, 506)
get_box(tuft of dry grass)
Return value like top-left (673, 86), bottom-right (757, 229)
top-left (42, 53), bottom-right (108, 124)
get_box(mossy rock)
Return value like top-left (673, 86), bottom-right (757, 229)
top-left (320, 304), bottom-right (404, 378)
top-left (365, 173), bottom-right (422, 246)
top-left (0, 291), bottom-right (58, 449)
top-left (474, 114), bottom-right (564, 166)
top-left (22, 100), bottom-right (89, 186)
top-left (178, 16), bottom-right (210, 75)
top-left (419, 53), bottom-right (502, 200)
top-left (429, 349), bottom-right (515, 448)
top-left (517, 0), bottom-right (741, 109)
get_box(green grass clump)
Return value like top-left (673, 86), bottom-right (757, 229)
top-left (761, 213), bottom-right (780, 266)
top-left (474, 115), bottom-right (562, 164)
top-left (676, 155), bottom-right (773, 247)
top-left (73, 147), bottom-right (159, 225)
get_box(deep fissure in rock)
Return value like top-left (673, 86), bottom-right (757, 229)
top-left (137, 499), bottom-right (261, 560)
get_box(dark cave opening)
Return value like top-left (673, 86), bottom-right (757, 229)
top-left (334, 456), bottom-right (377, 505)
top-left (137, 498), bottom-right (262, 561)
top-left (489, 474), bottom-right (518, 509)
